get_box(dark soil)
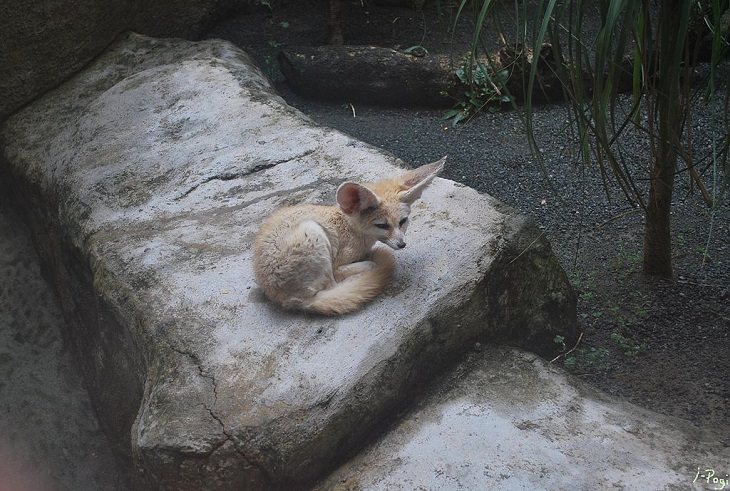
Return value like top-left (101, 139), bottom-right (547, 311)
top-left (207, 0), bottom-right (730, 440)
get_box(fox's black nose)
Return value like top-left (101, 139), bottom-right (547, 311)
top-left (397, 241), bottom-right (406, 249)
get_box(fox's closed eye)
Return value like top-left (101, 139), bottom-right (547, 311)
top-left (375, 223), bottom-right (391, 230)
top-left (399, 218), bottom-right (408, 226)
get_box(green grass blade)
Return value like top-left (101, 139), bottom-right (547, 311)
top-left (523, 0), bottom-right (557, 184)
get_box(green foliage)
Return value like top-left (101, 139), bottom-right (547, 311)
top-left (568, 270), bottom-right (596, 294)
top-left (456, 0), bottom-right (730, 276)
top-left (553, 334), bottom-right (566, 351)
top-left (553, 333), bottom-right (612, 372)
top-left (579, 290), bottom-right (594, 301)
top-left (564, 347), bottom-right (610, 372)
top-left (609, 331), bottom-right (646, 357)
top-left (443, 63), bottom-right (511, 125)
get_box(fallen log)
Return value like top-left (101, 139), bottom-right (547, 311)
top-left (278, 44), bottom-right (612, 108)
top-left (281, 11), bottom-right (728, 109)
top-left (279, 46), bottom-right (462, 106)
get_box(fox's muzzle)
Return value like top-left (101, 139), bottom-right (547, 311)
top-left (383, 238), bottom-right (406, 249)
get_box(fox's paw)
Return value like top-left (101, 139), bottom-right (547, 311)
top-left (365, 246), bottom-right (395, 287)
top-left (370, 245), bottom-right (396, 271)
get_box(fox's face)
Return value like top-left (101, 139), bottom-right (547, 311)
top-left (336, 156), bottom-right (446, 250)
top-left (361, 200), bottom-right (411, 249)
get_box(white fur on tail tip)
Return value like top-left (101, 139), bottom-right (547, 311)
top-left (252, 156), bottom-right (446, 315)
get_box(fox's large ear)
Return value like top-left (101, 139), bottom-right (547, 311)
top-left (336, 182), bottom-right (380, 215)
top-left (398, 155), bottom-right (447, 204)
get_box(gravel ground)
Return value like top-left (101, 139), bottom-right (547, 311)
top-left (207, 0), bottom-right (730, 438)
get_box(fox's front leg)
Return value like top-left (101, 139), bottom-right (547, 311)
top-left (334, 260), bottom-right (376, 282)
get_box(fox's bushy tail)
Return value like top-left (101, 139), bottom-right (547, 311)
top-left (304, 247), bottom-right (395, 315)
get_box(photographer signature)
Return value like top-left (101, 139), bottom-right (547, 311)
top-left (694, 468), bottom-right (729, 490)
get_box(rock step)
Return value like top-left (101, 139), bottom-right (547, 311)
top-left (316, 347), bottom-right (729, 490)
top-left (1, 33), bottom-right (575, 489)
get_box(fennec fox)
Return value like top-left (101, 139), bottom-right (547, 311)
top-left (253, 156), bottom-right (446, 315)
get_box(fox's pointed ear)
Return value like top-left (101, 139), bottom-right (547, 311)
top-left (336, 182), bottom-right (380, 215)
top-left (398, 156), bottom-right (447, 204)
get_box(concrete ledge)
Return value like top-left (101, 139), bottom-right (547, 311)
top-left (1, 33), bottom-right (576, 488)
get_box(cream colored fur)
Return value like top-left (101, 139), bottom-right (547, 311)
top-left (253, 157), bottom-right (446, 315)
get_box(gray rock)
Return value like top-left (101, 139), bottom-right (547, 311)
top-left (133, 0), bottom-right (243, 39)
top-left (0, 198), bottom-right (128, 490)
top-left (316, 347), bottom-right (729, 490)
top-left (0, 0), bottom-right (132, 121)
top-left (0, 0), bottom-right (242, 120)
top-left (0, 33), bottom-right (575, 488)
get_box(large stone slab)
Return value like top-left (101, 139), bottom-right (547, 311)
top-left (317, 348), bottom-right (730, 490)
top-left (0, 33), bottom-right (576, 488)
